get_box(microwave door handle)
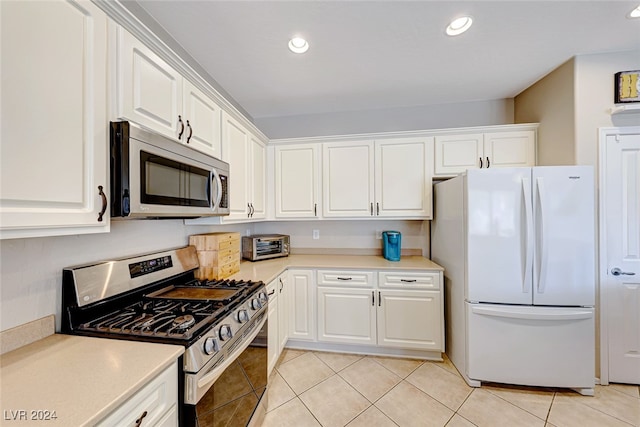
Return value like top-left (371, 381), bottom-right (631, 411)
top-left (211, 169), bottom-right (223, 210)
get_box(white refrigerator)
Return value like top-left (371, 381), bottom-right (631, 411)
top-left (431, 166), bottom-right (595, 395)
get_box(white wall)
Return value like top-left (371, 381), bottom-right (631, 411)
top-left (256, 99), bottom-right (514, 139)
top-left (0, 220), bottom-right (253, 332)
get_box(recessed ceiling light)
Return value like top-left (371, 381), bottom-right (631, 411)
top-left (628, 5), bottom-right (640, 18)
top-left (446, 16), bottom-right (473, 36)
top-left (288, 37), bottom-right (309, 54)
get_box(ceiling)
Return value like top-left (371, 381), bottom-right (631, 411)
top-left (128, 1), bottom-right (640, 121)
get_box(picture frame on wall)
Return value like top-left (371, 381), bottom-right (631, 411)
top-left (614, 70), bottom-right (640, 104)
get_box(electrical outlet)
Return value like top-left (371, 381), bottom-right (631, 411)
top-left (376, 230), bottom-right (382, 239)
top-left (312, 229), bottom-right (320, 240)
top-left (246, 229), bottom-right (251, 236)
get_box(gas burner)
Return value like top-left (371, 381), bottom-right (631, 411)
top-left (173, 314), bottom-right (195, 330)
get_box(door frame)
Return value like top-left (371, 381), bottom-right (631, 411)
top-left (597, 125), bottom-right (640, 385)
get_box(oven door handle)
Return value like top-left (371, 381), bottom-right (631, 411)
top-left (197, 315), bottom-right (266, 390)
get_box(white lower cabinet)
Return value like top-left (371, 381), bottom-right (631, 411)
top-left (277, 273), bottom-right (289, 354)
top-left (96, 362), bottom-right (178, 427)
top-left (266, 279), bottom-right (279, 376)
top-left (315, 270), bottom-right (444, 351)
top-left (288, 270), bottom-right (316, 341)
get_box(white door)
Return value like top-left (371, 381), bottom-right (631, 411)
top-left (323, 141), bottom-right (374, 217)
top-left (0, 0), bottom-right (109, 239)
top-left (274, 144), bottom-right (321, 218)
top-left (602, 129), bottom-right (640, 385)
top-left (277, 274), bottom-right (289, 353)
top-left (434, 134), bottom-right (484, 175)
top-left (288, 270), bottom-right (316, 341)
top-left (375, 138), bottom-right (433, 218)
top-left (183, 80), bottom-right (222, 158)
top-left (221, 112), bottom-right (249, 220)
top-left (466, 168), bottom-right (533, 304)
top-left (249, 136), bottom-right (266, 219)
top-left (317, 287), bottom-right (376, 345)
top-left (483, 131), bottom-right (536, 169)
top-left (532, 166), bottom-right (595, 306)
top-left (116, 26), bottom-right (183, 139)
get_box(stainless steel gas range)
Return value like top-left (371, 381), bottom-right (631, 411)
top-left (61, 246), bottom-right (268, 427)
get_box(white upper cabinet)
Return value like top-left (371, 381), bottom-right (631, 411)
top-left (115, 26), bottom-right (222, 158)
top-left (434, 129), bottom-right (536, 176)
top-left (323, 141), bottom-right (375, 218)
top-left (221, 112), bottom-right (265, 221)
top-left (0, 0), bottom-right (110, 239)
top-left (323, 138), bottom-right (433, 219)
top-left (274, 144), bottom-right (321, 218)
top-left (375, 138), bottom-right (434, 218)
top-left (182, 80), bottom-right (223, 159)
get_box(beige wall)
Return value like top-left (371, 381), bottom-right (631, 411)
top-left (514, 58), bottom-right (576, 166)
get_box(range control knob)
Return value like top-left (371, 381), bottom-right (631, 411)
top-left (250, 298), bottom-right (262, 310)
top-left (219, 324), bottom-right (233, 341)
top-left (258, 291), bottom-right (268, 305)
top-left (236, 309), bottom-right (249, 323)
top-left (203, 337), bottom-right (220, 355)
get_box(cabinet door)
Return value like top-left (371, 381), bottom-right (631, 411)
top-left (222, 112), bottom-right (250, 219)
top-left (277, 274), bottom-right (289, 353)
top-left (183, 80), bottom-right (222, 159)
top-left (267, 280), bottom-right (279, 376)
top-left (434, 134), bottom-right (483, 176)
top-left (0, 0), bottom-right (109, 239)
top-left (377, 290), bottom-right (443, 351)
top-left (323, 141), bottom-right (375, 217)
top-left (249, 135), bottom-right (266, 219)
top-left (375, 138), bottom-right (433, 218)
top-left (317, 287), bottom-right (376, 345)
top-left (275, 144), bottom-right (321, 218)
top-left (288, 270), bottom-right (316, 341)
top-left (116, 25), bottom-right (183, 140)
top-left (483, 130), bottom-right (536, 168)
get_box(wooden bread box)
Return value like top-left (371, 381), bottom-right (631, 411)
top-left (189, 232), bottom-right (241, 280)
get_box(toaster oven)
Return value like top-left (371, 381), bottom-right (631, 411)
top-left (242, 234), bottom-right (290, 261)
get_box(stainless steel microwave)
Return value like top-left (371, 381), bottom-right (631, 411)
top-left (242, 234), bottom-right (290, 261)
top-left (110, 121), bottom-right (230, 218)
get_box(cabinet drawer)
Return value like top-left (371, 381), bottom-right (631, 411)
top-left (317, 270), bottom-right (374, 287)
top-left (378, 271), bottom-right (440, 290)
top-left (96, 362), bottom-right (178, 427)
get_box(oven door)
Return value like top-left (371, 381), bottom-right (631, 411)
top-left (183, 314), bottom-right (268, 427)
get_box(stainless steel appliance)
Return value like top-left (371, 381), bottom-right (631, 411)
top-left (62, 246), bottom-right (268, 426)
top-left (110, 121), bottom-right (230, 218)
top-left (242, 234), bottom-right (290, 261)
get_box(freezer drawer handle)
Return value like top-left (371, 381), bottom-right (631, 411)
top-left (611, 267), bottom-right (636, 276)
top-left (471, 306), bottom-right (593, 321)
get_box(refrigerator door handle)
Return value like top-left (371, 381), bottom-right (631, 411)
top-left (471, 306), bottom-right (593, 321)
top-left (536, 177), bottom-right (549, 294)
top-left (522, 178), bottom-right (533, 294)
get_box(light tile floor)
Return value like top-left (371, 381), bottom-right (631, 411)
top-left (262, 349), bottom-right (640, 427)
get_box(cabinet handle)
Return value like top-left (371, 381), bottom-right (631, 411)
top-left (178, 115), bottom-right (184, 140)
top-left (247, 203), bottom-right (251, 218)
top-left (268, 290), bottom-right (275, 296)
top-left (134, 410), bottom-right (148, 427)
top-left (337, 277), bottom-right (353, 281)
top-left (186, 120), bottom-right (193, 143)
top-left (486, 156), bottom-right (490, 168)
top-left (372, 291), bottom-right (375, 306)
top-left (378, 291), bottom-right (381, 306)
top-left (251, 203), bottom-right (255, 216)
top-left (479, 157), bottom-right (483, 168)
top-left (97, 185), bottom-right (107, 222)
top-left (370, 203), bottom-right (373, 216)
top-left (279, 278), bottom-right (283, 292)
top-left (376, 202), bottom-right (379, 216)
top-left (314, 203), bottom-right (317, 216)
top-left (400, 279), bottom-right (417, 283)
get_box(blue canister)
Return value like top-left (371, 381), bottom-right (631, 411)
top-left (382, 231), bottom-right (401, 261)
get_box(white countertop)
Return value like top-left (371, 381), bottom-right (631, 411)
top-left (229, 254), bottom-right (444, 284)
top-left (0, 334), bottom-right (183, 426)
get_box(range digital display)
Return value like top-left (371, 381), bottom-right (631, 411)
top-left (129, 256), bottom-right (173, 278)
